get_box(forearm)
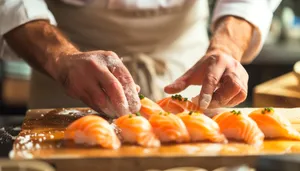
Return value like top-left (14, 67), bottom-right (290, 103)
top-left (207, 16), bottom-right (255, 62)
top-left (3, 20), bottom-right (79, 79)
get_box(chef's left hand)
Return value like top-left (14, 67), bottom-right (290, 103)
top-left (164, 49), bottom-right (248, 109)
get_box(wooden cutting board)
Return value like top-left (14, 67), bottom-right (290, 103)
top-left (9, 107), bottom-right (300, 171)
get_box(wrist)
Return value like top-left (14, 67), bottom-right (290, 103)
top-left (45, 45), bottom-right (80, 81)
top-left (208, 16), bottom-right (254, 62)
top-left (207, 39), bottom-right (244, 62)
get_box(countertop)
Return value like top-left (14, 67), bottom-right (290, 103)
top-left (0, 115), bottom-right (24, 157)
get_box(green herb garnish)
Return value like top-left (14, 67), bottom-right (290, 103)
top-left (230, 110), bottom-right (241, 115)
top-left (129, 114), bottom-right (133, 118)
top-left (171, 94), bottom-right (188, 102)
top-left (135, 112), bottom-right (141, 116)
top-left (262, 107), bottom-right (274, 114)
top-left (139, 94), bottom-right (145, 100)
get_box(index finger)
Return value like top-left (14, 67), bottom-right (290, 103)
top-left (198, 56), bottom-right (226, 109)
top-left (105, 52), bottom-right (141, 113)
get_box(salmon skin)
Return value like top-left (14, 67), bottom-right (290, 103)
top-left (177, 111), bottom-right (228, 143)
top-left (64, 115), bottom-right (121, 149)
top-left (114, 113), bottom-right (161, 147)
top-left (249, 107), bottom-right (300, 141)
top-left (213, 110), bottom-right (265, 147)
top-left (157, 94), bottom-right (203, 114)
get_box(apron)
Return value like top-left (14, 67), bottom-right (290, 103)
top-left (28, 0), bottom-right (210, 109)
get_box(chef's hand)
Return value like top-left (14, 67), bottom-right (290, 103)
top-left (54, 50), bottom-right (141, 117)
top-left (164, 16), bottom-right (255, 109)
top-left (164, 50), bottom-right (248, 109)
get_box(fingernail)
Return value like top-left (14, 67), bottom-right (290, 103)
top-left (199, 94), bottom-right (212, 109)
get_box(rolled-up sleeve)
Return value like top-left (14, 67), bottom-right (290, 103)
top-left (211, 0), bottom-right (282, 63)
top-left (0, 0), bottom-right (57, 60)
top-left (0, 0), bottom-right (57, 35)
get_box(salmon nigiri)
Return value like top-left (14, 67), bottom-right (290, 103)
top-left (139, 94), bottom-right (165, 119)
top-left (64, 115), bottom-right (121, 149)
top-left (177, 111), bottom-right (228, 143)
top-left (248, 108), bottom-right (300, 140)
top-left (213, 110), bottom-right (264, 146)
top-left (148, 112), bottom-right (190, 143)
top-left (114, 113), bottom-right (161, 147)
top-left (157, 94), bottom-right (202, 114)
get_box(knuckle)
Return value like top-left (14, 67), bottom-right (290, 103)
top-left (206, 73), bottom-right (219, 87)
top-left (119, 74), bottom-right (134, 84)
top-left (105, 51), bottom-right (118, 58)
top-left (240, 90), bottom-right (247, 101)
top-left (108, 80), bottom-right (121, 90)
top-left (86, 58), bottom-right (98, 67)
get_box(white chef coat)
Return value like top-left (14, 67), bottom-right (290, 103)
top-left (0, 0), bottom-right (282, 110)
top-left (0, 0), bottom-right (282, 63)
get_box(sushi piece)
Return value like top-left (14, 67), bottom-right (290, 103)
top-left (248, 107), bottom-right (300, 140)
top-left (148, 111), bottom-right (190, 143)
top-left (64, 115), bottom-right (121, 149)
top-left (139, 94), bottom-right (165, 119)
top-left (114, 113), bottom-right (160, 147)
top-left (213, 110), bottom-right (264, 146)
top-left (177, 111), bottom-right (228, 143)
top-left (157, 94), bottom-right (202, 114)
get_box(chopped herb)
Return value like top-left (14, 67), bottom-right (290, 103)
top-left (262, 107), bottom-right (274, 114)
top-left (230, 110), bottom-right (241, 115)
top-left (189, 111), bottom-right (193, 115)
top-left (171, 94), bottom-right (188, 102)
top-left (159, 111), bottom-right (163, 115)
top-left (135, 112), bottom-right (141, 116)
top-left (139, 94), bottom-right (145, 100)
top-left (129, 114), bottom-right (133, 118)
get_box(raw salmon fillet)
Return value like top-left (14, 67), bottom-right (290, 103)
top-left (157, 94), bottom-right (202, 114)
top-left (114, 113), bottom-right (161, 147)
top-left (177, 111), bottom-right (228, 143)
top-left (64, 115), bottom-right (121, 149)
top-left (249, 108), bottom-right (300, 140)
top-left (149, 111), bottom-right (190, 143)
top-left (213, 110), bottom-right (264, 146)
top-left (139, 94), bottom-right (165, 119)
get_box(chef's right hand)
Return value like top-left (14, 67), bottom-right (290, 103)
top-left (52, 50), bottom-right (141, 118)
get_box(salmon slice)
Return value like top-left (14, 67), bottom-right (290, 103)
top-left (177, 111), bottom-right (228, 143)
top-left (114, 113), bottom-right (161, 147)
top-left (213, 110), bottom-right (264, 146)
top-left (248, 108), bottom-right (300, 140)
top-left (157, 94), bottom-right (203, 114)
top-left (139, 94), bottom-right (165, 119)
top-left (64, 115), bottom-right (121, 149)
top-left (148, 111), bottom-right (190, 143)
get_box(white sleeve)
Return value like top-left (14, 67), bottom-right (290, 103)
top-left (211, 0), bottom-right (282, 64)
top-left (0, 0), bottom-right (57, 60)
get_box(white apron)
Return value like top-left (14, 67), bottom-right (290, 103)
top-left (28, 0), bottom-right (210, 109)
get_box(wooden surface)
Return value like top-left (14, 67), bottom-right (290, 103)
top-left (9, 107), bottom-right (300, 171)
top-left (253, 72), bottom-right (300, 107)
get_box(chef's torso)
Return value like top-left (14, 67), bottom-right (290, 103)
top-left (28, 0), bottom-right (210, 109)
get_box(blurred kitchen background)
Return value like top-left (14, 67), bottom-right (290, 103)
top-left (1, 0), bottom-right (300, 115)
